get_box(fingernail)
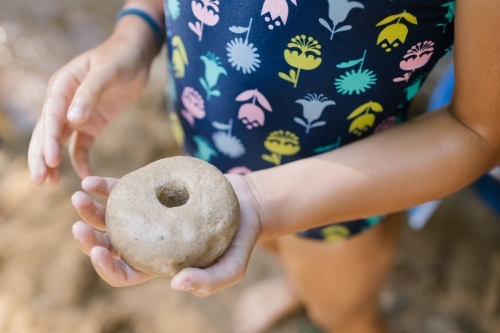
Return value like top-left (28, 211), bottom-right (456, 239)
top-left (68, 106), bottom-right (84, 122)
top-left (30, 164), bottom-right (45, 185)
top-left (173, 279), bottom-right (192, 291)
top-left (81, 177), bottom-right (94, 190)
top-left (30, 173), bottom-right (42, 185)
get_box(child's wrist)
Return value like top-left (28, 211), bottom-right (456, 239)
top-left (113, 4), bottom-right (165, 56)
top-left (244, 171), bottom-right (280, 241)
top-left (117, 5), bottom-right (165, 45)
top-left (112, 15), bottom-right (161, 61)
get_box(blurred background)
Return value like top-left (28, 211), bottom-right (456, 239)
top-left (1, 0), bottom-right (500, 332)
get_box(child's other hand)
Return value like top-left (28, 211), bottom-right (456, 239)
top-left (170, 174), bottom-right (263, 296)
top-left (29, 22), bottom-right (157, 186)
top-left (72, 176), bottom-right (157, 286)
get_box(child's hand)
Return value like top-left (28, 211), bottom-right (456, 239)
top-left (72, 176), bottom-right (157, 286)
top-left (72, 174), bottom-right (263, 295)
top-left (170, 174), bottom-right (262, 296)
top-left (29, 20), bottom-right (158, 186)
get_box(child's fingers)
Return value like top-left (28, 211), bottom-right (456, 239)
top-left (69, 131), bottom-right (94, 179)
top-left (42, 69), bottom-right (82, 169)
top-left (71, 191), bottom-right (107, 230)
top-left (170, 242), bottom-right (251, 297)
top-left (28, 122), bottom-right (49, 185)
top-left (81, 176), bottom-right (119, 197)
top-left (72, 221), bottom-right (118, 258)
top-left (67, 67), bottom-right (112, 124)
top-left (29, 123), bottom-right (70, 186)
top-left (90, 246), bottom-right (155, 287)
top-left (171, 208), bottom-right (260, 296)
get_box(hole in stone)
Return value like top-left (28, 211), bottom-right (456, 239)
top-left (156, 184), bottom-right (189, 208)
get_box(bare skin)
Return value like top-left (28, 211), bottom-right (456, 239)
top-left (232, 239), bottom-right (302, 333)
top-left (278, 215), bottom-right (402, 333)
top-left (72, 177), bottom-right (400, 333)
top-left (233, 276), bottom-right (302, 333)
top-left (28, 0), bottom-right (162, 184)
top-left (29, 0), bottom-right (500, 332)
top-left (234, 215), bottom-right (401, 333)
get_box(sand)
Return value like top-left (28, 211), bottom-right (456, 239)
top-left (1, 0), bottom-right (500, 332)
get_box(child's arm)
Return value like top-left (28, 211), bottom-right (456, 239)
top-left (170, 0), bottom-right (500, 295)
top-left (28, 0), bottom-right (164, 186)
top-left (246, 0), bottom-right (500, 240)
top-left (71, 0), bottom-right (500, 296)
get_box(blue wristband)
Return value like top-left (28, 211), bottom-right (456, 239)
top-left (115, 8), bottom-right (164, 46)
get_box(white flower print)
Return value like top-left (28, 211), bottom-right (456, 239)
top-left (211, 119), bottom-right (246, 158)
top-left (226, 18), bottom-right (261, 74)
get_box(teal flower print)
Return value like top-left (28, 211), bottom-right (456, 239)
top-left (199, 52), bottom-right (227, 100)
top-left (361, 215), bottom-right (385, 231)
top-left (313, 137), bottom-right (342, 153)
top-left (193, 135), bottom-right (218, 161)
top-left (334, 50), bottom-right (377, 95)
top-left (335, 69), bottom-right (377, 95)
top-left (444, 44), bottom-right (453, 56)
top-left (437, 2), bottom-right (455, 33)
top-left (167, 0), bottom-right (181, 20)
top-left (404, 75), bottom-right (424, 101)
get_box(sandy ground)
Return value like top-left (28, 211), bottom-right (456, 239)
top-left (2, 1), bottom-right (500, 332)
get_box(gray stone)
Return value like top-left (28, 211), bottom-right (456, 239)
top-left (106, 156), bottom-right (240, 277)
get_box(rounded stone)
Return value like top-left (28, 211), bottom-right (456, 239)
top-left (105, 156), bottom-right (240, 277)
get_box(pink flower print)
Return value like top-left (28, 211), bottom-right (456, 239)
top-left (261, 0), bottom-right (297, 30)
top-left (239, 104), bottom-right (265, 128)
top-left (227, 166), bottom-right (252, 175)
top-left (235, 89), bottom-right (272, 129)
top-left (374, 116), bottom-right (396, 133)
top-left (400, 41), bottom-right (434, 70)
top-left (181, 87), bottom-right (205, 127)
top-left (192, 0), bottom-right (219, 25)
top-left (189, 0), bottom-right (220, 41)
top-left (394, 41), bottom-right (434, 82)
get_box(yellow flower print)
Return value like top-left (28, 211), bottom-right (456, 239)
top-left (171, 36), bottom-right (189, 78)
top-left (320, 225), bottom-right (351, 242)
top-left (169, 112), bottom-right (185, 147)
top-left (278, 35), bottom-right (322, 88)
top-left (376, 10), bottom-right (418, 52)
top-left (262, 130), bottom-right (301, 165)
top-left (347, 101), bottom-right (383, 136)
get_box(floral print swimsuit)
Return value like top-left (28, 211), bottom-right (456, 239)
top-left (164, 0), bottom-right (455, 242)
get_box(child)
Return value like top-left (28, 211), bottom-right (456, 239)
top-left (28, 0), bottom-right (500, 332)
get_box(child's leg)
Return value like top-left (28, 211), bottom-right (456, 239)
top-left (278, 213), bottom-right (402, 333)
top-left (234, 239), bottom-right (302, 333)
top-left (235, 213), bottom-right (402, 333)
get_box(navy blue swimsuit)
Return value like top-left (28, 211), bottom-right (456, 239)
top-left (164, 0), bottom-right (454, 241)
